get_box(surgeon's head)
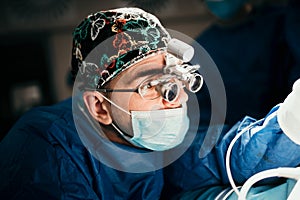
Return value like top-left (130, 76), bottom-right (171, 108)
top-left (203, 0), bottom-right (252, 21)
top-left (71, 7), bottom-right (203, 151)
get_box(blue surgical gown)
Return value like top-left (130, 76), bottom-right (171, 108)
top-left (196, 1), bottom-right (300, 126)
top-left (0, 97), bottom-right (300, 199)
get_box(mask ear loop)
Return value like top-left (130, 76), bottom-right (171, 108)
top-left (111, 121), bottom-right (146, 149)
top-left (97, 91), bottom-right (131, 115)
top-left (97, 91), bottom-right (144, 146)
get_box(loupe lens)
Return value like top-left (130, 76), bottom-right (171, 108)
top-left (187, 73), bottom-right (203, 93)
top-left (161, 82), bottom-right (179, 102)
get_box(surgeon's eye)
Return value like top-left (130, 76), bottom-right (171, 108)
top-left (138, 79), bottom-right (161, 100)
top-left (137, 75), bottom-right (183, 102)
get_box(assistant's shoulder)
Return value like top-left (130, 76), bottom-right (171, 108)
top-left (18, 97), bottom-right (72, 126)
top-left (1, 97), bottom-right (75, 143)
top-left (31, 97), bottom-right (73, 119)
top-left (0, 97), bottom-right (81, 176)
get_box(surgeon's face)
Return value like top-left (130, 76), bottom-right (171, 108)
top-left (106, 52), bottom-right (189, 136)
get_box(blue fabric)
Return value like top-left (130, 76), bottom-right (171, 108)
top-left (0, 98), bottom-right (163, 200)
top-left (2, 3), bottom-right (300, 196)
top-left (161, 105), bottom-right (300, 199)
top-left (178, 179), bottom-right (297, 200)
top-left (1, 98), bottom-right (300, 199)
top-left (196, 3), bottom-right (300, 126)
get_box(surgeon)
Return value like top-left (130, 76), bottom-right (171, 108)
top-left (196, 0), bottom-right (300, 126)
top-left (0, 7), bottom-right (300, 200)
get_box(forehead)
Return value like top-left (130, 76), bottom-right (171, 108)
top-left (117, 53), bottom-right (166, 85)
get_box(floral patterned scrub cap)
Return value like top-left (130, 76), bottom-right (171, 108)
top-left (71, 7), bottom-right (171, 89)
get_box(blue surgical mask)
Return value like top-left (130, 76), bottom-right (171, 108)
top-left (204, 0), bottom-right (248, 20)
top-left (129, 105), bottom-right (190, 151)
top-left (99, 92), bottom-right (190, 151)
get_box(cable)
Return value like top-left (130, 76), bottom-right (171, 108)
top-left (225, 119), bottom-right (263, 197)
top-left (238, 167), bottom-right (300, 200)
top-left (225, 108), bottom-right (300, 200)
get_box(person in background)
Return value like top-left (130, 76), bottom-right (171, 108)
top-left (196, 0), bottom-right (300, 126)
top-left (0, 7), bottom-right (299, 200)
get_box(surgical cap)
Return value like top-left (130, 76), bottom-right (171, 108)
top-left (71, 7), bottom-right (171, 89)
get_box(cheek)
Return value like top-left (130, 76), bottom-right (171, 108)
top-left (129, 95), bottom-right (146, 111)
top-left (129, 95), bottom-right (164, 111)
top-left (111, 92), bottom-right (132, 111)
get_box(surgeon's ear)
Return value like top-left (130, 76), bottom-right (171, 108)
top-left (83, 91), bottom-right (112, 125)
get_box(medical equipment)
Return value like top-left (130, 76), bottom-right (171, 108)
top-left (225, 118), bottom-right (300, 200)
top-left (238, 167), bottom-right (300, 200)
top-left (153, 38), bottom-right (204, 101)
top-left (167, 38), bottom-right (195, 62)
top-left (96, 38), bottom-right (204, 103)
top-left (139, 37), bottom-right (204, 102)
top-left (277, 78), bottom-right (300, 145)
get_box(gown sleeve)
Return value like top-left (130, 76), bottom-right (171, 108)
top-left (216, 105), bottom-right (300, 184)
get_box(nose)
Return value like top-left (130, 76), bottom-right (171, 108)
top-left (162, 88), bottom-right (188, 108)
